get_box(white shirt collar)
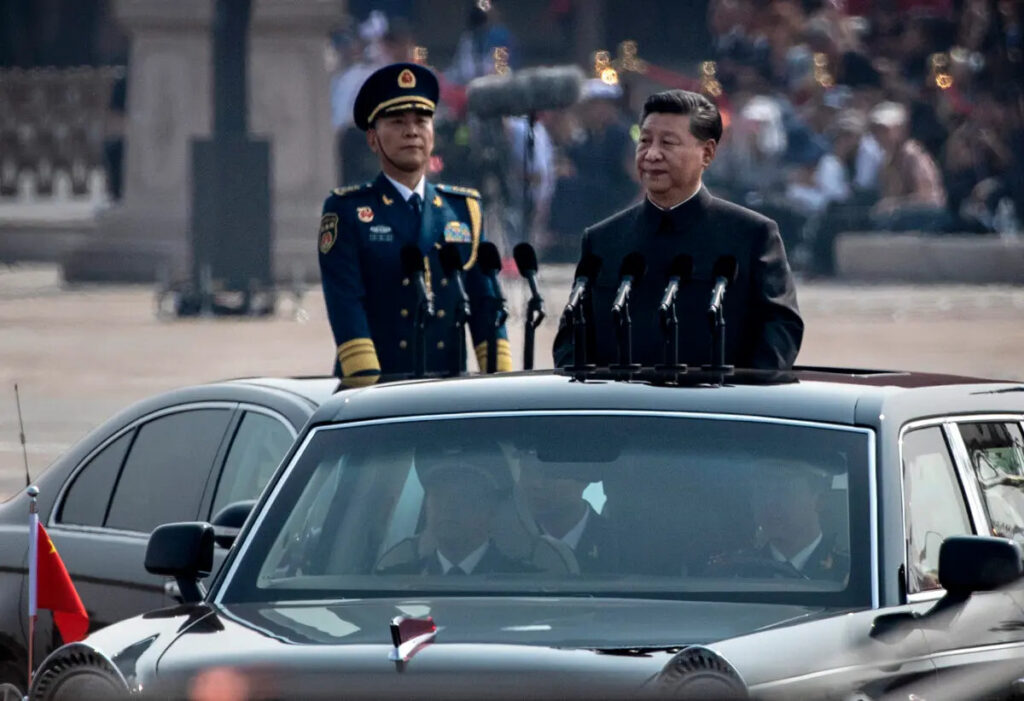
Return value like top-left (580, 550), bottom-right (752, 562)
top-left (384, 173), bottom-right (426, 202)
top-left (647, 181), bottom-right (702, 211)
top-left (436, 541), bottom-right (490, 574)
top-left (547, 506), bottom-right (590, 550)
top-left (769, 531), bottom-right (823, 572)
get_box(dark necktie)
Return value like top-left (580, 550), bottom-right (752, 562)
top-left (408, 193), bottom-right (422, 218)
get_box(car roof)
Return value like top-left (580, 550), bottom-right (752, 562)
top-left (310, 368), bottom-right (1023, 429)
top-left (225, 376), bottom-right (341, 406)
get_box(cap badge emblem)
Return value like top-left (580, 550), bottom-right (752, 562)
top-left (398, 69), bottom-right (416, 89)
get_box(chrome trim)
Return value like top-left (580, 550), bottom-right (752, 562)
top-left (216, 409), bottom-right (876, 605)
top-left (944, 422), bottom-right (991, 535)
top-left (906, 590), bottom-right (944, 605)
top-left (867, 429), bottom-right (879, 609)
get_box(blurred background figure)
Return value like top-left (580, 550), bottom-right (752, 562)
top-left (446, 0), bottom-right (518, 86)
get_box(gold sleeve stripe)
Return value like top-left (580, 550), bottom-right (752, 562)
top-left (464, 197), bottom-right (482, 270)
top-left (337, 338), bottom-right (381, 378)
top-left (474, 339), bottom-right (513, 373)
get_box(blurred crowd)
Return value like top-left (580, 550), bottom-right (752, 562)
top-left (330, 0), bottom-right (1024, 274)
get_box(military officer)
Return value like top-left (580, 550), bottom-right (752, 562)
top-left (319, 62), bottom-right (512, 386)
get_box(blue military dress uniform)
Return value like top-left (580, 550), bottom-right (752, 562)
top-left (318, 61), bottom-right (511, 387)
top-left (319, 174), bottom-right (511, 386)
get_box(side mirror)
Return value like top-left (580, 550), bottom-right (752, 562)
top-left (211, 500), bottom-right (256, 549)
top-left (145, 522), bottom-right (214, 603)
top-left (939, 535), bottom-right (1023, 596)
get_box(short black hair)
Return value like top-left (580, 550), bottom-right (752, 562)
top-left (640, 90), bottom-right (723, 143)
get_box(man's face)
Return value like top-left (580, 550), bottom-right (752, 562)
top-left (636, 113), bottom-right (716, 199)
top-left (425, 475), bottom-right (494, 554)
top-left (519, 460), bottom-right (586, 519)
top-left (368, 110), bottom-right (435, 173)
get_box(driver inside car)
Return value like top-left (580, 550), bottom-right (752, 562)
top-left (707, 460), bottom-right (849, 581)
top-left (378, 444), bottom-right (538, 576)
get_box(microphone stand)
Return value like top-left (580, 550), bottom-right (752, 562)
top-left (610, 298), bottom-right (640, 373)
top-left (655, 299), bottom-right (687, 373)
top-left (449, 292), bottom-right (469, 378)
top-left (702, 304), bottom-right (734, 374)
top-left (523, 292), bottom-right (544, 371)
top-left (413, 294), bottom-right (430, 379)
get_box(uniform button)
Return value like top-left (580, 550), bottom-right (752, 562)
top-left (437, 309), bottom-right (446, 319)
top-left (441, 278), bottom-right (449, 287)
top-left (399, 340), bottom-right (408, 350)
top-left (402, 278), bottom-right (410, 286)
top-left (400, 308), bottom-right (409, 318)
top-left (437, 341), bottom-right (445, 350)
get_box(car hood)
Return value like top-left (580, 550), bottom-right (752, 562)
top-left (125, 597), bottom-right (839, 698)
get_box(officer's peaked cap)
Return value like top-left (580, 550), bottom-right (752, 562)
top-left (354, 62), bottom-right (440, 131)
top-left (414, 440), bottom-right (511, 493)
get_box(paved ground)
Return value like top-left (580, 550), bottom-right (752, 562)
top-left (2, 262), bottom-right (1024, 500)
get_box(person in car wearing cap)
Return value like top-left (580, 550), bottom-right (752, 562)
top-left (318, 62), bottom-right (511, 387)
top-left (380, 445), bottom-right (536, 576)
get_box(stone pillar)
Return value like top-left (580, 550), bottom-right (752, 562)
top-left (64, 0), bottom-right (344, 283)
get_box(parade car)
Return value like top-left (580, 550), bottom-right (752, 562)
top-left (27, 368), bottom-right (1024, 700)
top-left (0, 376), bottom-right (337, 692)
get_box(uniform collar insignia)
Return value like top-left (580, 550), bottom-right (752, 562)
top-left (382, 194), bottom-right (394, 205)
top-left (433, 195), bottom-right (442, 208)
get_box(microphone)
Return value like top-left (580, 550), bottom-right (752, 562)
top-left (438, 244), bottom-right (470, 319)
top-left (708, 255), bottom-right (739, 319)
top-left (466, 65), bottom-right (585, 118)
top-left (400, 244), bottom-right (434, 318)
top-left (512, 243), bottom-right (543, 304)
top-left (611, 252), bottom-right (647, 317)
top-left (658, 254), bottom-right (694, 315)
top-left (563, 253), bottom-right (602, 317)
top-left (476, 241), bottom-right (507, 325)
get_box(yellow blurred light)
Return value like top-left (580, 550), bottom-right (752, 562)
top-left (813, 52), bottom-right (828, 67)
top-left (600, 68), bottom-right (619, 85)
top-left (936, 73), bottom-right (954, 89)
top-left (477, 0), bottom-right (492, 11)
top-left (413, 46), bottom-right (428, 64)
top-left (701, 61), bottom-right (717, 76)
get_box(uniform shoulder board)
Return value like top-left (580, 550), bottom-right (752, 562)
top-left (435, 183), bottom-right (481, 200)
top-left (331, 183), bottom-right (371, 198)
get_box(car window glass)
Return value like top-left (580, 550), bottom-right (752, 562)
top-left (105, 409), bottom-right (232, 533)
top-left (959, 422), bottom-right (1024, 545)
top-left (229, 416), bottom-right (871, 609)
top-left (211, 412), bottom-right (294, 518)
top-left (902, 427), bottom-right (973, 593)
top-left (58, 431), bottom-right (133, 527)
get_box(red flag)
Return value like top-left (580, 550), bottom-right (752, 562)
top-left (35, 524), bottom-right (89, 642)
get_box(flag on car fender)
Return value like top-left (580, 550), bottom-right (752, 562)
top-left (30, 521), bottom-right (89, 643)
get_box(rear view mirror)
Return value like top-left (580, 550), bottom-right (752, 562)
top-left (211, 499), bottom-right (256, 549)
top-left (145, 522), bottom-right (214, 603)
top-left (939, 536), bottom-right (1023, 596)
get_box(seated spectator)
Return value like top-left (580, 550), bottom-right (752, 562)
top-left (869, 101), bottom-right (952, 232)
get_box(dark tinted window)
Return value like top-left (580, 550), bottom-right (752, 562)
top-left (105, 409), bottom-right (232, 533)
top-left (902, 427), bottom-right (973, 593)
top-left (59, 431), bottom-right (133, 526)
top-left (211, 411), bottom-right (294, 517)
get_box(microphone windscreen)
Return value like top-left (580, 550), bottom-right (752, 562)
top-left (400, 244), bottom-right (426, 276)
top-left (512, 243), bottom-right (538, 276)
top-left (712, 255), bottom-right (739, 283)
top-left (466, 65), bottom-right (585, 117)
top-left (619, 251), bottom-right (647, 283)
top-left (477, 241), bottom-right (503, 274)
top-left (667, 254), bottom-right (694, 283)
top-left (466, 72), bottom-right (526, 119)
top-left (438, 243), bottom-right (465, 276)
top-left (574, 253), bottom-right (602, 280)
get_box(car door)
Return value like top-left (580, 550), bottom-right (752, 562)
top-left (903, 421), bottom-right (1024, 698)
top-left (47, 404), bottom-right (235, 637)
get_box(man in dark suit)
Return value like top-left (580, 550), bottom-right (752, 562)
top-left (518, 454), bottom-right (618, 573)
top-left (553, 89), bottom-right (803, 370)
top-left (379, 443), bottom-right (535, 576)
top-left (706, 460), bottom-right (849, 582)
top-left (319, 62), bottom-right (511, 387)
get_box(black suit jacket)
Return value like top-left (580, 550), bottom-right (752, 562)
top-left (573, 507), bottom-right (620, 574)
top-left (553, 187), bottom-right (803, 369)
top-left (379, 540), bottom-right (537, 575)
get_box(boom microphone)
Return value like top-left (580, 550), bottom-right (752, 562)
top-left (400, 244), bottom-right (434, 318)
top-left (467, 65), bottom-right (585, 118)
top-left (439, 244), bottom-right (470, 318)
top-left (564, 254), bottom-right (602, 317)
top-left (476, 241), bottom-right (507, 323)
top-left (658, 254), bottom-right (694, 314)
top-left (611, 252), bottom-right (647, 317)
top-left (708, 255), bottom-right (739, 319)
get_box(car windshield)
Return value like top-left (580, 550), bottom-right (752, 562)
top-left (222, 413), bottom-right (872, 608)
